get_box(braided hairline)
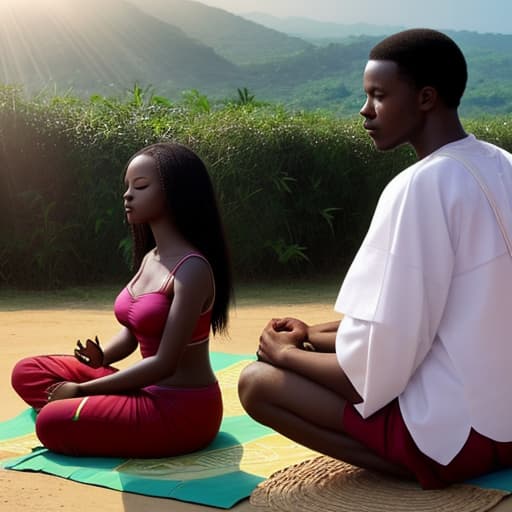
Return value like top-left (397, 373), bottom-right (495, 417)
top-left (150, 149), bottom-right (167, 197)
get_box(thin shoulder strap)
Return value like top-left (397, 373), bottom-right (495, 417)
top-left (160, 253), bottom-right (216, 308)
top-left (439, 150), bottom-right (512, 257)
top-left (170, 253), bottom-right (209, 274)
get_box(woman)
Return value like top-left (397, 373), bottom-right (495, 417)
top-left (12, 142), bottom-right (232, 458)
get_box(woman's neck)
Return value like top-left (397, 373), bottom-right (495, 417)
top-left (149, 218), bottom-right (191, 259)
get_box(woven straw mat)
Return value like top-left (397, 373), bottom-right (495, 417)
top-left (250, 455), bottom-right (510, 512)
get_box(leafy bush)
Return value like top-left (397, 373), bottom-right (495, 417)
top-left (0, 85), bottom-right (510, 288)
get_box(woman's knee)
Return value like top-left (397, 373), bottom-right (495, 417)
top-left (35, 400), bottom-right (65, 452)
top-left (11, 356), bottom-right (39, 395)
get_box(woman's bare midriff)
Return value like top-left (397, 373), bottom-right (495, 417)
top-left (156, 339), bottom-right (217, 388)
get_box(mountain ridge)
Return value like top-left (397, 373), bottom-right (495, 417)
top-left (241, 12), bottom-right (404, 42)
top-left (1, 0), bottom-right (511, 116)
top-left (128, 0), bottom-right (312, 64)
top-left (0, 0), bottom-right (240, 95)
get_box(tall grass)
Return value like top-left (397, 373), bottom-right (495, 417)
top-left (0, 85), bottom-right (510, 288)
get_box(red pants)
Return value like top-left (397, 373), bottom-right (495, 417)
top-left (343, 399), bottom-right (512, 489)
top-left (11, 355), bottom-right (223, 458)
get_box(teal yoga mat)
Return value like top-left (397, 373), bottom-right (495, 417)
top-left (0, 352), bottom-right (318, 509)
top-left (3, 352), bottom-right (512, 508)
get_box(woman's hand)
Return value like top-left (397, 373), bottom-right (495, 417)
top-left (74, 336), bottom-right (104, 368)
top-left (46, 382), bottom-right (82, 402)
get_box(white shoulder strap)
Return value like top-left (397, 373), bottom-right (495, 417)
top-left (439, 150), bottom-right (512, 257)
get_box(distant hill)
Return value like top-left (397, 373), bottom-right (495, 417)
top-left (242, 12), bottom-right (404, 44)
top-left (242, 38), bottom-right (374, 88)
top-left (0, 0), bottom-right (239, 95)
top-left (446, 31), bottom-right (512, 114)
top-left (128, 0), bottom-right (312, 65)
top-left (237, 30), bottom-right (512, 117)
top-left (237, 38), bottom-right (377, 115)
top-left (1, 1), bottom-right (512, 117)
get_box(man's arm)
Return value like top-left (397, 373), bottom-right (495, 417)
top-left (307, 321), bottom-right (341, 352)
top-left (271, 318), bottom-right (341, 352)
top-left (258, 320), bottom-right (361, 403)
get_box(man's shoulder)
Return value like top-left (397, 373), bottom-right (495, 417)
top-left (392, 153), bottom-right (462, 189)
top-left (381, 149), bottom-right (475, 209)
top-left (437, 134), bottom-right (512, 166)
top-left (381, 135), bottom-right (512, 207)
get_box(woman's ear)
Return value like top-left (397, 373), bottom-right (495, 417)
top-left (418, 86), bottom-right (438, 111)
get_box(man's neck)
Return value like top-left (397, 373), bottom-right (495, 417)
top-left (412, 111), bottom-right (467, 160)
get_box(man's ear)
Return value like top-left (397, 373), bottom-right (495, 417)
top-left (418, 86), bottom-right (437, 111)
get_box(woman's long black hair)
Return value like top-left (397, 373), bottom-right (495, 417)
top-left (125, 142), bottom-right (233, 335)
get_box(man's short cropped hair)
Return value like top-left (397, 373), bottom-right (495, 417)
top-left (369, 28), bottom-right (467, 108)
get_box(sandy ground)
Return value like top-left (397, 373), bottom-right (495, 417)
top-left (1, 303), bottom-right (512, 511)
top-left (0, 302), bottom-right (335, 512)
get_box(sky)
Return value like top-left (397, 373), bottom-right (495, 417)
top-left (197, 0), bottom-right (512, 35)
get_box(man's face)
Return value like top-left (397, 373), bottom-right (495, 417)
top-left (360, 60), bottom-right (425, 152)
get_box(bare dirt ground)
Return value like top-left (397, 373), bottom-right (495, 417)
top-left (1, 302), bottom-right (511, 512)
top-left (0, 302), bottom-right (334, 512)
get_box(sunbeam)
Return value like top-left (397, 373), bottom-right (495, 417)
top-left (0, 0), bottom-right (151, 93)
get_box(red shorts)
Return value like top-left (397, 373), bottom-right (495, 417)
top-left (343, 399), bottom-right (512, 489)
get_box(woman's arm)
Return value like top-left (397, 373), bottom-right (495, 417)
top-left (74, 328), bottom-right (138, 368)
top-left (61, 258), bottom-right (212, 398)
top-left (102, 327), bottom-right (139, 366)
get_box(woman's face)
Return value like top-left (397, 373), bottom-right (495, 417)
top-left (123, 154), bottom-right (167, 225)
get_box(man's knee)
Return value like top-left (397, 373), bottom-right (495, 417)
top-left (238, 361), bottom-right (275, 415)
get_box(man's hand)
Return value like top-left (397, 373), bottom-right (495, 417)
top-left (257, 318), bottom-right (306, 366)
top-left (271, 317), bottom-right (309, 342)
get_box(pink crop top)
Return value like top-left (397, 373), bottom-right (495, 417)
top-left (114, 253), bottom-right (214, 359)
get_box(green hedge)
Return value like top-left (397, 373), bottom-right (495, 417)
top-left (1, 86), bottom-right (510, 288)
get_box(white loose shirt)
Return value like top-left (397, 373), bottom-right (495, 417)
top-left (335, 135), bottom-right (512, 465)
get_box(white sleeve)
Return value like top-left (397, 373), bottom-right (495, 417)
top-left (334, 160), bottom-right (457, 418)
top-left (336, 316), bottom-right (416, 417)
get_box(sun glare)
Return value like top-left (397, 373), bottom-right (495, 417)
top-left (0, 0), bottom-right (139, 91)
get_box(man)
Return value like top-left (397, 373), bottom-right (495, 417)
top-left (238, 29), bottom-right (512, 488)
